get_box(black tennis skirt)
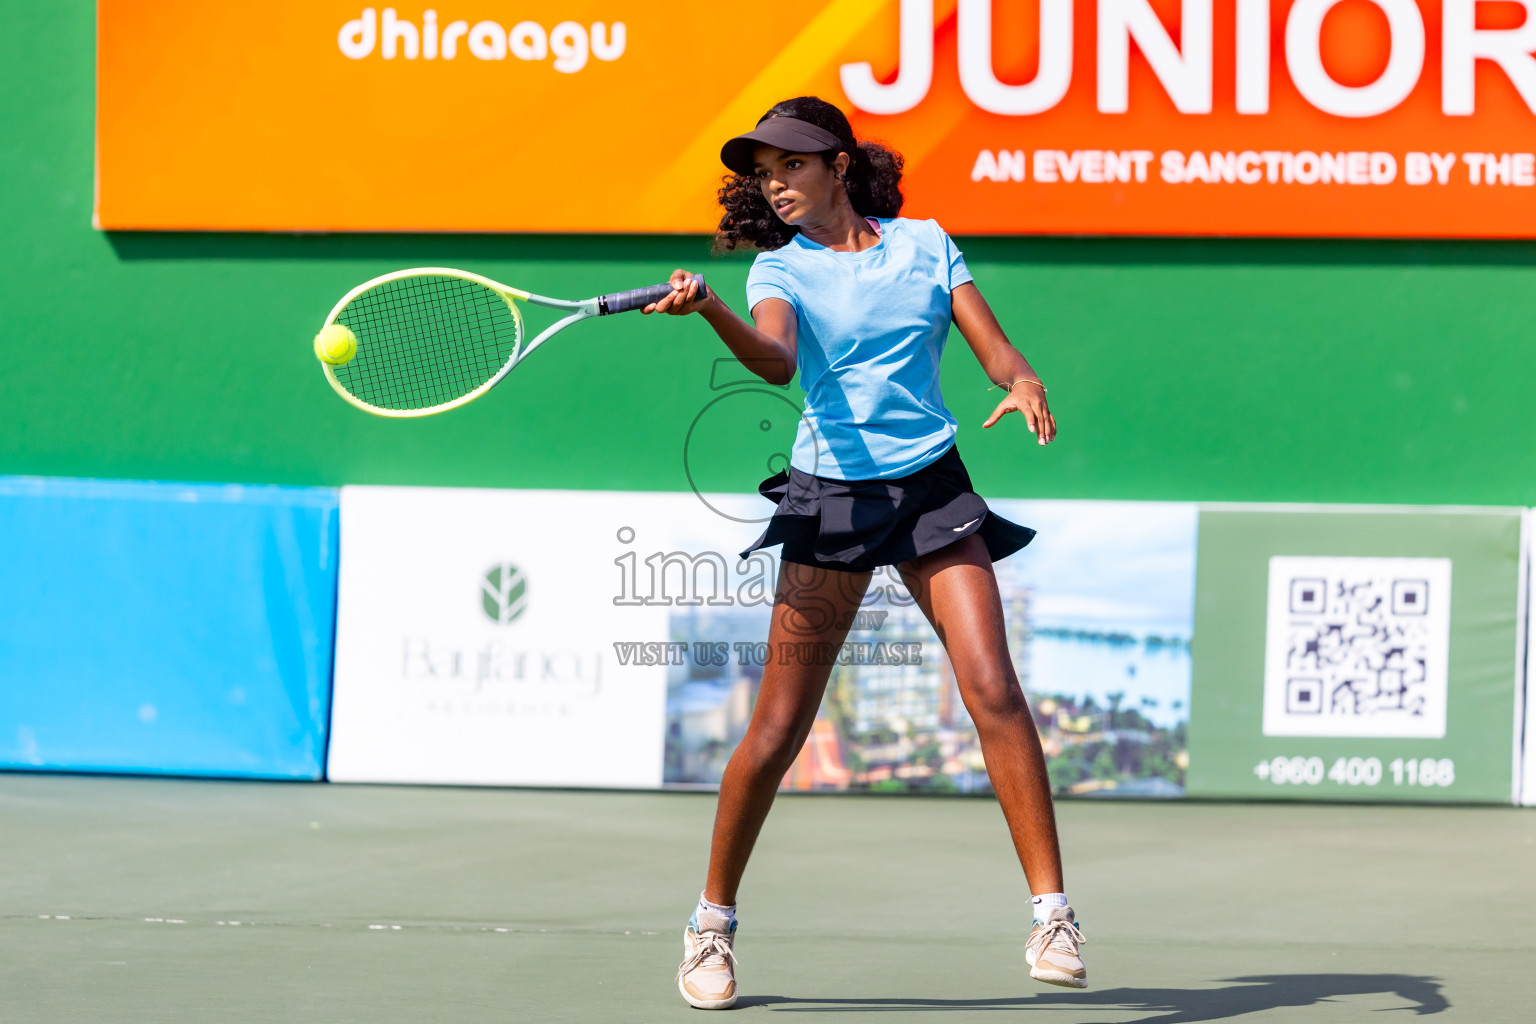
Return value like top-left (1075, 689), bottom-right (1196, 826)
top-left (739, 444), bottom-right (1036, 573)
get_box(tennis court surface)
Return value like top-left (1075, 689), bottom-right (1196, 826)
top-left (2, 774), bottom-right (1530, 1023)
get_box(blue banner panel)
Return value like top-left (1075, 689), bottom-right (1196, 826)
top-left (0, 478), bottom-right (338, 779)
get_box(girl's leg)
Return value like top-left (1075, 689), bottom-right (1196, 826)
top-left (703, 560), bottom-right (871, 905)
top-left (898, 535), bottom-right (1064, 894)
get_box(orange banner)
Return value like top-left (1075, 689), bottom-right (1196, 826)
top-left (96, 1), bottom-right (1536, 235)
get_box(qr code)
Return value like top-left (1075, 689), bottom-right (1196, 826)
top-left (1262, 556), bottom-right (1451, 738)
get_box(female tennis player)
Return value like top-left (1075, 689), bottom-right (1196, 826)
top-left (644, 96), bottom-right (1085, 1009)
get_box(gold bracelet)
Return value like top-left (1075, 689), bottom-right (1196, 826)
top-left (988, 378), bottom-right (1046, 392)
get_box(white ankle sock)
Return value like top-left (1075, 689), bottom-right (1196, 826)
top-left (697, 893), bottom-right (737, 926)
top-left (1031, 893), bottom-right (1069, 920)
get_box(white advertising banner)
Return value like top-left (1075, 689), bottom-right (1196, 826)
top-left (1522, 509), bottom-right (1534, 807)
top-left (328, 482), bottom-right (1201, 796)
top-left (329, 485), bottom-right (766, 787)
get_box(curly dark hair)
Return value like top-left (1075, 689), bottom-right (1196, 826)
top-left (713, 96), bottom-right (904, 253)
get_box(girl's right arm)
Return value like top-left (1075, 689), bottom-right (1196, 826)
top-left (643, 268), bottom-right (798, 386)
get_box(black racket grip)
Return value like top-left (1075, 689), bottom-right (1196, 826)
top-left (598, 274), bottom-right (708, 315)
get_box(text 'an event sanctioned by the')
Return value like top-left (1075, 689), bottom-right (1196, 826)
top-left (971, 149), bottom-right (1536, 187)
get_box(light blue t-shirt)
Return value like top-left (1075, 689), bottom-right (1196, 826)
top-left (745, 217), bottom-right (973, 481)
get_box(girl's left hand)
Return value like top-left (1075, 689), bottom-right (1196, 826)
top-left (982, 382), bottom-right (1056, 445)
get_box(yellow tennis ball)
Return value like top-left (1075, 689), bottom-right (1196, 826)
top-left (314, 324), bottom-right (358, 366)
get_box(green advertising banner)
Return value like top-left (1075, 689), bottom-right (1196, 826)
top-left (1188, 506), bottom-right (1525, 804)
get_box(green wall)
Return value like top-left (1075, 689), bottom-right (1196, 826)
top-left (6, 3), bottom-right (1536, 503)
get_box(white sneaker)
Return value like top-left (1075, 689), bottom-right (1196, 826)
top-left (677, 906), bottom-right (738, 1009)
top-left (1025, 906), bottom-right (1088, 989)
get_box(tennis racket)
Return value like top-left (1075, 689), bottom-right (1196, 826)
top-left (314, 267), bottom-right (708, 417)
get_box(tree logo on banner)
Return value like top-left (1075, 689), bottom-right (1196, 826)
top-left (480, 563), bottom-right (528, 625)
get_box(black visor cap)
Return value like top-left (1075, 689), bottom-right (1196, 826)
top-left (720, 117), bottom-right (847, 175)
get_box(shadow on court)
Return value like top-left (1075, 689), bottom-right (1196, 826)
top-left (737, 974), bottom-right (1448, 1020)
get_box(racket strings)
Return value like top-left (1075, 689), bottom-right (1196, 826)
top-left (332, 275), bottom-right (521, 411)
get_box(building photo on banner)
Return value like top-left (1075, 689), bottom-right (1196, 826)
top-left (10, 1), bottom-right (1536, 1018)
top-left (663, 499), bottom-right (1197, 797)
